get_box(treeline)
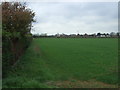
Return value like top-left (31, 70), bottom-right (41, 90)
top-left (2, 2), bottom-right (35, 77)
top-left (33, 32), bottom-right (120, 38)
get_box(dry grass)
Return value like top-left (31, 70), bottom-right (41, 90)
top-left (46, 79), bottom-right (118, 88)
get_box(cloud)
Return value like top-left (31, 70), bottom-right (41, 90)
top-left (28, 2), bottom-right (118, 35)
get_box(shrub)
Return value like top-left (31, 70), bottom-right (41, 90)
top-left (2, 2), bottom-right (35, 77)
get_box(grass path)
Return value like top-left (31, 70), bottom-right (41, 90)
top-left (3, 38), bottom-right (118, 88)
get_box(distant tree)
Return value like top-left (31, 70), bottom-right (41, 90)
top-left (84, 33), bottom-right (88, 36)
top-left (97, 33), bottom-right (101, 36)
top-left (106, 33), bottom-right (109, 35)
top-left (116, 32), bottom-right (120, 37)
top-left (110, 32), bottom-right (116, 37)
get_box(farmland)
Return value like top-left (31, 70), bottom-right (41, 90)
top-left (3, 38), bottom-right (118, 88)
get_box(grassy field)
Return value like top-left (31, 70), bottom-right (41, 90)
top-left (3, 38), bottom-right (118, 88)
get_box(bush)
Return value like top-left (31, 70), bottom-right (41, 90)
top-left (2, 2), bottom-right (35, 77)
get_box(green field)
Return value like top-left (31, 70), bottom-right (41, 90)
top-left (3, 38), bottom-right (118, 88)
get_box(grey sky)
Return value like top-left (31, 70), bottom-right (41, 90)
top-left (28, 2), bottom-right (118, 35)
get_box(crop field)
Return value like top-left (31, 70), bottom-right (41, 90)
top-left (3, 38), bottom-right (118, 88)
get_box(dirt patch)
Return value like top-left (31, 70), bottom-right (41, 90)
top-left (33, 45), bottom-right (40, 52)
top-left (33, 45), bottom-right (41, 56)
top-left (46, 79), bottom-right (118, 88)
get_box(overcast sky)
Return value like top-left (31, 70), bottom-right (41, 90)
top-left (27, 2), bottom-right (118, 35)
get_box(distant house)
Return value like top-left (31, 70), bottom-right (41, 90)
top-left (100, 34), bottom-right (106, 37)
top-left (69, 34), bottom-right (77, 38)
top-left (96, 33), bottom-right (106, 37)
